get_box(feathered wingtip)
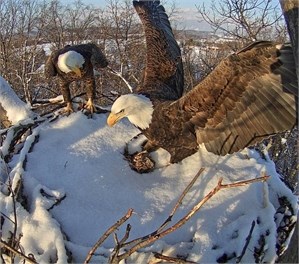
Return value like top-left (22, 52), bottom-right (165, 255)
top-left (89, 43), bottom-right (109, 68)
top-left (133, 0), bottom-right (161, 10)
top-left (133, 0), bottom-right (184, 98)
top-left (44, 56), bottom-right (57, 77)
top-left (133, 1), bottom-right (168, 29)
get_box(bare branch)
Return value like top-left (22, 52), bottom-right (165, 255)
top-left (236, 220), bottom-right (256, 263)
top-left (84, 208), bottom-right (134, 264)
top-left (0, 240), bottom-right (37, 264)
top-left (154, 252), bottom-right (196, 263)
top-left (107, 66), bottom-right (134, 93)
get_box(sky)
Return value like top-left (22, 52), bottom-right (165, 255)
top-left (63, 0), bottom-right (280, 9)
top-left (64, 0), bottom-right (200, 8)
top-left (0, 75), bottom-right (297, 263)
top-left (62, 0), bottom-right (282, 31)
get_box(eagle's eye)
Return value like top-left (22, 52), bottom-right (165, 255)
top-left (118, 109), bottom-right (125, 114)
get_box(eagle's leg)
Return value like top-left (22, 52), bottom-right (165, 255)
top-left (84, 76), bottom-right (96, 115)
top-left (142, 140), bottom-right (159, 153)
top-left (84, 98), bottom-right (95, 114)
top-left (60, 81), bottom-right (74, 115)
top-left (65, 102), bottom-right (74, 115)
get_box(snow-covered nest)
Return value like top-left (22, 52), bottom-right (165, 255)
top-left (0, 77), bottom-right (297, 263)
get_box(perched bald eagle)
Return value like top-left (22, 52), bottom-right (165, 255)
top-left (107, 1), bottom-right (297, 165)
top-left (45, 43), bottom-right (108, 115)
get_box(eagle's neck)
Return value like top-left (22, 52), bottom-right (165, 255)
top-left (57, 50), bottom-right (85, 73)
top-left (127, 94), bottom-right (154, 130)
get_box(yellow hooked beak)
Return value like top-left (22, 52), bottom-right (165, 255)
top-left (107, 112), bottom-right (124, 127)
top-left (70, 66), bottom-right (82, 77)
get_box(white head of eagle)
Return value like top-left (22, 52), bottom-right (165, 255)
top-left (57, 50), bottom-right (85, 76)
top-left (107, 94), bottom-right (154, 130)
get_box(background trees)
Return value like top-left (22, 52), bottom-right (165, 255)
top-left (0, 0), bottom-right (288, 107)
top-left (196, 0), bottom-right (287, 46)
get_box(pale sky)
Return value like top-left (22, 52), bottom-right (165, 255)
top-left (64, 0), bottom-right (201, 8)
top-left (62, 0), bottom-right (282, 31)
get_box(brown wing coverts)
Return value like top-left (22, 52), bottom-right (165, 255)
top-left (133, 0), bottom-right (184, 100)
top-left (88, 43), bottom-right (109, 68)
top-left (176, 41), bottom-right (297, 155)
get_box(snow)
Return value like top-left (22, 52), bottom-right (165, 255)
top-left (0, 79), bottom-right (298, 263)
top-left (0, 76), bottom-right (34, 125)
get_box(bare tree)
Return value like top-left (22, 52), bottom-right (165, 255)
top-left (280, 0), bottom-right (298, 74)
top-left (12, 0), bottom-right (46, 104)
top-left (38, 0), bottom-right (67, 49)
top-left (196, 0), bottom-right (286, 48)
top-left (64, 0), bottom-right (99, 44)
top-left (98, 0), bottom-right (143, 96)
top-left (0, 0), bottom-right (22, 80)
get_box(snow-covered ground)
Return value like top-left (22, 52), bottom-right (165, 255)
top-left (0, 78), bottom-right (298, 263)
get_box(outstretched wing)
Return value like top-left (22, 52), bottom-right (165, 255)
top-left (133, 0), bottom-right (184, 100)
top-left (175, 41), bottom-right (297, 155)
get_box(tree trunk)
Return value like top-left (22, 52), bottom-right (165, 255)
top-left (280, 0), bottom-right (298, 76)
top-left (277, 2), bottom-right (298, 263)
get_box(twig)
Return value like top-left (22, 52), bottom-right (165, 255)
top-left (118, 224), bottom-right (131, 246)
top-left (106, 66), bottom-right (133, 93)
top-left (109, 224), bottom-right (132, 264)
top-left (0, 240), bottom-right (37, 264)
top-left (154, 252), bottom-right (196, 263)
top-left (0, 212), bottom-right (15, 225)
top-left (84, 208), bottom-right (133, 264)
top-left (218, 175), bottom-right (269, 189)
top-left (236, 220), bottom-right (256, 263)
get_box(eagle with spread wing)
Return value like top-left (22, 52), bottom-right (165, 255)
top-left (45, 43), bottom-right (108, 115)
top-left (107, 1), bottom-right (297, 167)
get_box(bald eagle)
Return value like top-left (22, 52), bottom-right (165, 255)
top-left (45, 43), bottom-right (108, 115)
top-left (107, 1), bottom-right (297, 165)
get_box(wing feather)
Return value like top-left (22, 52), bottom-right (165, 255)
top-left (87, 43), bottom-right (109, 68)
top-left (176, 41), bottom-right (297, 155)
top-left (133, 0), bottom-right (184, 99)
top-left (44, 54), bottom-right (57, 77)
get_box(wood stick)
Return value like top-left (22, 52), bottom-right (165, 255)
top-left (106, 66), bottom-right (133, 93)
top-left (84, 208), bottom-right (133, 264)
top-left (154, 252), bottom-right (196, 263)
top-left (0, 240), bottom-right (37, 264)
top-left (109, 224), bottom-right (132, 263)
top-left (236, 220), bottom-right (256, 263)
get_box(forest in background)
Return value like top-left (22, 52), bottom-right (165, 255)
top-left (0, 0), bottom-right (290, 106)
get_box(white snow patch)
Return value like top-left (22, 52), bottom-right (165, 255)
top-left (0, 76), bottom-right (33, 124)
